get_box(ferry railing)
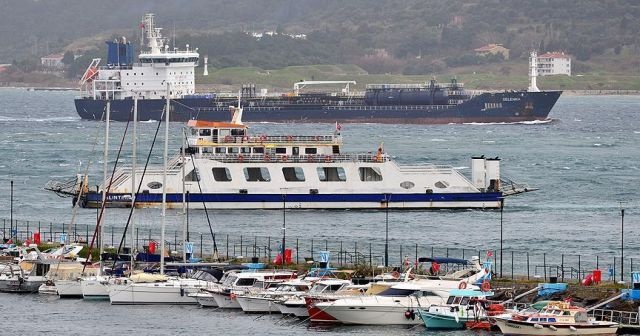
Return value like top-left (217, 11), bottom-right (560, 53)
top-left (590, 309), bottom-right (639, 325)
top-left (215, 135), bottom-right (338, 145)
top-left (197, 153), bottom-right (389, 164)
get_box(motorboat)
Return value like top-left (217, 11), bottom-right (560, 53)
top-left (418, 289), bottom-right (494, 329)
top-left (493, 301), bottom-right (619, 335)
top-left (206, 270), bottom-right (297, 309)
top-left (108, 272), bottom-right (213, 305)
top-left (236, 279), bottom-right (312, 313)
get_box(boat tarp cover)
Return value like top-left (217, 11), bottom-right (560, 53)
top-left (418, 257), bottom-right (469, 265)
top-left (130, 273), bottom-right (167, 283)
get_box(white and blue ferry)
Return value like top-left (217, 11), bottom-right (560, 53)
top-left (73, 106), bottom-right (532, 210)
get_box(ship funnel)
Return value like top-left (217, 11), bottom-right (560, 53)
top-left (528, 50), bottom-right (540, 92)
top-left (471, 156), bottom-right (486, 191)
top-left (485, 157), bottom-right (501, 192)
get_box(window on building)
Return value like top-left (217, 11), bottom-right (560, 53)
top-left (359, 167), bottom-right (383, 181)
top-left (212, 168), bottom-right (232, 182)
top-left (283, 167), bottom-right (305, 182)
top-left (317, 167), bottom-right (346, 182)
top-left (244, 167), bottom-right (271, 182)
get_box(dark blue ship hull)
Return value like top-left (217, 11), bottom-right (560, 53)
top-left (74, 91), bottom-right (562, 124)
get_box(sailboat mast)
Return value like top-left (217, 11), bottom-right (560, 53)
top-left (181, 127), bottom-right (187, 262)
top-left (131, 97), bottom-right (138, 269)
top-left (160, 84), bottom-right (170, 275)
top-left (101, 100), bottom-right (110, 256)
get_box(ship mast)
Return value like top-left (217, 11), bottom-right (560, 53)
top-left (528, 50), bottom-right (540, 92)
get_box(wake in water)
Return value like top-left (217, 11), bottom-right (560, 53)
top-left (461, 118), bottom-right (556, 125)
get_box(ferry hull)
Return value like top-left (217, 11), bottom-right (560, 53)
top-left (494, 318), bottom-right (618, 335)
top-left (80, 192), bottom-right (504, 209)
top-left (74, 91), bottom-right (561, 124)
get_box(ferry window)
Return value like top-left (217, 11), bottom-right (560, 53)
top-left (460, 297), bottom-right (470, 305)
top-left (228, 147), bottom-right (239, 154)
top-left (452, 297), bottom-right (462, 304)
top-left (434, 181), bottom-right (450, 189)
top-left (212, 168), bottom-right (232, 182)
top-left (240, 147), bottom-right (251, 154)
top-left (252, 147), bottom-right (264, 154)
top-left (400, 181), bottom-right (415, 189)
top-left (275, 147), bottom-right (287, 154)
top-left (214, 147), bottom-right (226, 154)
top-left (317, 167), bottom-right (346, 182)
top-left (359, 167), bottom-right (383, 181)
top-left (236, 278), bottom-right (256, 286)
top-left (548, 318), bottom-right (556, 322)
top-left (231, 129), bottom-right (245, 136)
top-left (202, 147), bottom-right (213, 154)
top-left (446, 296), bottom-right (456, 305)
top-left (292, 147), bottom-right (300, 156)
top-left (530, 318), bottom-right (539, 322)
top-left (244, 167), bottom-right (271, 182)
top-left (219, 129), bottom-right (231, 137)
top-left (283, 167), bottom-right (305, 182)
top-left (305, 148), bottom-right (318, 154)
top-left (184, 169), bottom-right (200, 182)
top-left (147, 182), bottom-right (162, 189)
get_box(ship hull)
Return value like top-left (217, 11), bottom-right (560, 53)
top-left (75, 91), bottom-right (562, 124)
top-left (80, 191), bottom-right (504, 209)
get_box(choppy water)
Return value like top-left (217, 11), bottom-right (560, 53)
top-left (0, 88), bottom-right (639, 334)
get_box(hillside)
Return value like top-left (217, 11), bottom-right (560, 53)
top-left (1, 0), bottom-right (639, 84)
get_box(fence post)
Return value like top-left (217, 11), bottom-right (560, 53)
top-left (74, 223), bottom-right (77, 243)
top-left (50, 222), bottom-right (53, 243)
top-left (527, 252), bottom-right (530, 280)
top-left (578, 254), bottom-right (581, 279)
top-left (400, 245), bottom-right (403, 267)
top-left (511, 251), bottom-right (514, 280)
top-left (543, 253), bottom-right (547, 282)
top-left (614, 257), bottom-right (617, 282)
top-left (561, 254), bottom-right (564, 282)
top-left (431, 246), bottom-right (434, 258)
top-left (26, 221), bottom-right (29, 241)
top-left (200, 233), bottom-right (203, 258)
top-left (415, 243), bottom-right (418, 266)
top-left (38, 221), bottom-right (41, 243)
top-left (240, 235), bottom-right (243, 258)
top-left (325, 239), bottom-right (328, 251)
top-left (135, 228), bottom-right (139, 251)
top-left (339, 241), bottom-right (343, 267)
top-left (596, 255), bottom-right (599, 270)
top-left (311, 239), bottom-right (314, 262)
top-left (296, 238), bottom-right (299, 264)
top-left (369, 242), bottom-right (372, 269)
top-left (226, 234), bottom-right (229, 260)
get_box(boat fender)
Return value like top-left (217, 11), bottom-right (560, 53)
top-left (404, 309), bottom-right (415, 320)
top-left (281, 155), bottom-right (288, 162)
top-left (180, 288), bottom-right (185, 297)
top-left (391, 271), bottom-right (400, 279)
top-left (533, 324), bottom-right (543, 329)
top-left (549, 325), bottom-right (557, 331)
top-left (569, 326), bottom-right (577, 331)
top-left (237, 154), bottom-right (244, 162)
top-left (481, 280), bottom-right (491, 292)
top-left (458, 281), bottom-right (467, 289)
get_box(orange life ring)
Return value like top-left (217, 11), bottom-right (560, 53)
top-left (481, 280), bottom-right (491, 292)
top-left (242, 135), bottom-right (249, 142)
top-left (458, 281), bottom-right (467, 289)
top-left (237, 154), bottom-right (244, 162)
top-left (281, 155), bottom-right (288, 162)
top-left (224, 135), bottom-right (233, 142)
top-left (324, 155), bottom-right (333, 163)
top-left (260, 135), bottom-right (267, 142)
top-left (391, 271), bottom-right (400, 279)
top-left (286, 135), bottom-right (294, 142)
top-left (264, 154), bottom-right (270, 162)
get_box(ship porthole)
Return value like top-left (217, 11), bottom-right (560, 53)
top-left (400, 181), bottom-right (415, 189)
top-left (147, 182), bottom-right (162, 189)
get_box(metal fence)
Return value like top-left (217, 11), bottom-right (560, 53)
top-left (1, 218), bottom-right (638, 283)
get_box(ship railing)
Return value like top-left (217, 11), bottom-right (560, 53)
top-left (396, 164), bottom-right (454, 173)
top-left (213, 135), bottom-right (339, 145)
top-left (197, 153), bottom-right (389, 164)
top-left (325, 105), bottom-right (453, 111)
top-left (589, 308), bottom-right (639, 325)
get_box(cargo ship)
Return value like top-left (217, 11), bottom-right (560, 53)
top-left (75, 14), bottom-right (561, 124)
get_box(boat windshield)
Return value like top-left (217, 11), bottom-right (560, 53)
top-left (309, 283), bottom-right (345, 293)
top-left (378, 287), bottom-right (418, 297)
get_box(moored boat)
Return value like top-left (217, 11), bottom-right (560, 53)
top-left (418, 289), bottom-right (494, 330)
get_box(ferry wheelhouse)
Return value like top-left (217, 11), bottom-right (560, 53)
top-left (75, 106), bottom-right (532, 209)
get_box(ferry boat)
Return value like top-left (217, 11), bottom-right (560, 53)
top-left (68, 103), bottom-right (534, 210)
top-left (74, 14), bottom-right (561, 124)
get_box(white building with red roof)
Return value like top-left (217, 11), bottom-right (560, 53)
top-left (537, 52), bottom-right (571, 76)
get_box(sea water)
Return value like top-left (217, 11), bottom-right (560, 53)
top-left (0, 88), bottom-right (638, 334)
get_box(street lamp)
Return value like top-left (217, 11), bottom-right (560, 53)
top-left (384, 193), bottom-right (390, 268)
top-left (621, 203), bottom-right (625, 283)
top-left (499, 197), bottom-right (504, 279)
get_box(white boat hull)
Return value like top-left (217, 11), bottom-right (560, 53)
top-left (191, 292), bottom-right (219, 307)
top-left (81, 277), bottom-right (110, 300)
top-left (494, 318), bottom-right (619, 335)
top-left (109, 283), bottom-right (198, 305)
top-left (236, 296), bottom-right (280, 313)
top-left (38, 284), bottom-right (58, 295)
top-left (55, 279), bottom-right (83, 298)
top-left (211, 292), bottom-right (241, 309)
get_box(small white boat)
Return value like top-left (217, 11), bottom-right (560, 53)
top-left (236, 279), bottom-right (311, 313)
top-left (206, 270), bottom-right (297, 309)
top-left (38, 280), bottom-right (58, 295)
top-left (493, 301), bottom-right (619, 335)
top-left (108, 273), bottom-right (208, 305)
